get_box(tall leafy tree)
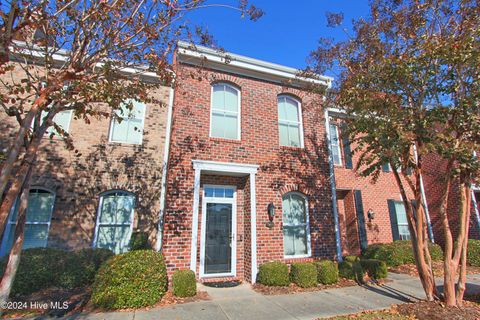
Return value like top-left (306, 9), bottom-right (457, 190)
top-left (0, 0), bottom-right (262, 304)
top-left (309, 0), bottom-right (479, 306)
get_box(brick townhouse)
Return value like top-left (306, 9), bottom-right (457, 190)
top-left (2, 41), bottom-right (479, 283)
top-left (0, 47), bottom-right (171, 256)
top-left (159, 42), bottom-right (422, 283)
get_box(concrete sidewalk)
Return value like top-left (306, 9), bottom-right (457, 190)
top-left (61, 273), bottom-right (480, 320)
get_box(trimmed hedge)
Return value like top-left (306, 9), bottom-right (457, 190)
top-left (344, 256), bottom-right (360, 263)
top-left (363, 241), bottom-right (442, 267)
top-left (290, 262), bottom-right (317, 288)
top-left (316, 260), bottom-right (338, 285)
top-left (91, 250), bottom-right (168, 309)
top-left (257, 261), bottom-right (290, 286)
top-left (360, 259), bottom-right (388, 279)
top-left (129, 231), bottom-right (151, 251)
top-left (0, 248), bottom-right (113, 297)
top-left (468, 240), bottom-right (480, 267)
top-left (339, 260), bottom-right (365, 283)
top-left (172, 269), bottom-right (196, 297)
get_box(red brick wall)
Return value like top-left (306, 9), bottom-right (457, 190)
top-left (162, 63), bottom-right (336, 281)
top-left (331, 118), bottom-right (415, 246)
top-left (422, 152), bottom-right (480, 247)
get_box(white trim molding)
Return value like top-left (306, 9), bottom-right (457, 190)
top-left (177, 41), bottom-right (332, 88)
top-left (189, 160), bottom-right (259, 283)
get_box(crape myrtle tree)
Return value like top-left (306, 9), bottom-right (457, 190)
top-left (0, 0), bottom-right (263, 303)
top-left (308, 0), bottom-right (479, 306)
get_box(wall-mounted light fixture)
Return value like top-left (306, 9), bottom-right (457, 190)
top-left (266, 203), bottom-right (275, 228)
top-left (367, 209), bottom-right (375, 222)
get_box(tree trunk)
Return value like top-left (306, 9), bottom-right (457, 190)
top-left (0, 109), bottom-right (51, 239)
top-left (0, 165), bottom-right (32, 309)
top-left (456, 184), bottom-right (471, 306)
top-left (0, 95), bottom-right (47, 200)
top-left (439, 170), bottom-right (457, 306)
top-left (392, 166), bottom-right (436, 300)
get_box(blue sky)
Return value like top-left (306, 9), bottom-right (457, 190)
top-left (185, 1), bottom-right (370, 74)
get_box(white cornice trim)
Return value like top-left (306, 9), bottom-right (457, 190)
top-left (192, 159), bottom-right (259, 174)
top-left (9, 40), bottom-right (161, 81)
top-left (177, 41), bottom-right (333, 88)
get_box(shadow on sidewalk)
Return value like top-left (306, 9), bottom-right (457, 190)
top-left (360, 282), bottom-right (421, 303)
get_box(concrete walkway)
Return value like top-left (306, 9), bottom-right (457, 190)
top-left (60, 273), bottom-right (480, 320)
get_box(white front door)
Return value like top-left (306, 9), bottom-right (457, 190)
top-left (200, 185), bottom-right (237, 278)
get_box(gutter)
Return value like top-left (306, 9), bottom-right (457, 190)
top-left (156, 82), bottom-right (175, 251)
top-left (324, 108), bottom-right (343, 262)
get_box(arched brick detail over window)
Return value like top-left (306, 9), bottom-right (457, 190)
top-left (279, 184), bottom-right (314, 198)
top-left (209, 74), bottom-right (245, 89)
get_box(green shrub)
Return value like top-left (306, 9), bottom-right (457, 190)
top-left (352, 261), bottom-right (365, 283)
top-left (91, 250), bottom-right (168, 309)
top-left (344, 256), bottom-right (359, 263)
top-left (467, 239), bottom-right (480, 267)
top-left (290, 262), bottom-right (317, 288)
top-left (360, 259), bottom-right (388, 279)
top-left (0, 248), bottom-right (113, 297)
top-left (129, 232), bottom-right (151, 251)
top-left (339, 261), bottom-right (355, 279)
top-left (316, 260), bottom-right (338, 285)
top-left (339, 260), bottom-right (365, 283)
top-left (363, 241), bottom-right (442, 267)
top-left (172, 269), bottom-right (196, 297)
top-left (59, 248), bottom-right (114, 289)
top-left (257, 261), bottom-right (290, 286)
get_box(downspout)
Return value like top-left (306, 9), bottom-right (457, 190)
top-left (471, 190), bottom-right (480, 236)
top-left (414, 145), bottom-right (434, 242)
top-left (156, 81), bottom-right (175, 251)
top-left (324, 108), bottom-right (343, 262)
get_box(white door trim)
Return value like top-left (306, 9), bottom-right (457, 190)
top-left (199, 185), bottom-right (237, 278)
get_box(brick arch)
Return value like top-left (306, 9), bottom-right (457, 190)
top-left (209, 74), bottom-right (245, 89)
top-left (276, 88), bottom-right (307, 101)
top-left (278, 184), bottom-right (314, 198)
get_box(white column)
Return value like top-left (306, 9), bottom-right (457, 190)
top-left (250, 172), bottom-right (258, 284)
top-left (190, 168), bottom-right (201, 273)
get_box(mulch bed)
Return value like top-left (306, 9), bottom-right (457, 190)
top-left (397, 300), bottom-right (480, 320)
top-left (389, 262), bottom-right (480, 277)
top-left (1, 287), bottom-right (210, 318)
top-left (253, 278), bottom-right (358, 295)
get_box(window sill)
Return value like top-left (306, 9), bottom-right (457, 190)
top-left (279, 145), bottom-right (304, 151)
top-left (284, 255), bottom-right (314, 264)
top-left (209, 137), bottom-right (242, 144)
top-left (108, 141), bottom-right (143, 147)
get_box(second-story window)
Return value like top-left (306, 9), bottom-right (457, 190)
top-left (109, 100), bottom-right (146, 145)
top-left (278, 95), bottom-right (303, 147)
top-left (45, 110), bottom-right (73, 136)
top-left (210, 83), bottom-right (240, 140)
top-left (329, 123), bottom-right (342, 165)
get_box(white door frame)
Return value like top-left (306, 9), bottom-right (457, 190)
top-left (199, 185), bottom-right (237, 278)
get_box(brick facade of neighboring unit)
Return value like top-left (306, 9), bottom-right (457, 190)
top-left (422, 152), bottom-right (480, 247)
top-left (0, 63), bottom-right (170, 253)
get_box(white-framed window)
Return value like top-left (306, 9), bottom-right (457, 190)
top-left (93, 190), bottom-right (135, 254)
top-left (0, 188), bottom-right (55, 256)
top-left (278, 95), bottom-right (304, 147)
top-left (329, 123), bottom-right (342, 165)
top-left (282, 192), bottom-right (311, 258)
top-left (389, 200), bottom-right (411, 241)
top-left (210, 83), bottom-right (241, 140)
top-left (109, 100), bottom-right (146, 145)
top-left (44, 110), bottom-right (73, 136)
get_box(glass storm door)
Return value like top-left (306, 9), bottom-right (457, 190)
top-left (205, 203), bottom-right (232, 274)
top-left (201, 186), bottom-right (236, 277)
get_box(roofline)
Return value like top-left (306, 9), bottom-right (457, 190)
top-left (9, 40), bottom-right (162, 82)
top-left (177, 41), bottom-right (333, 88)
